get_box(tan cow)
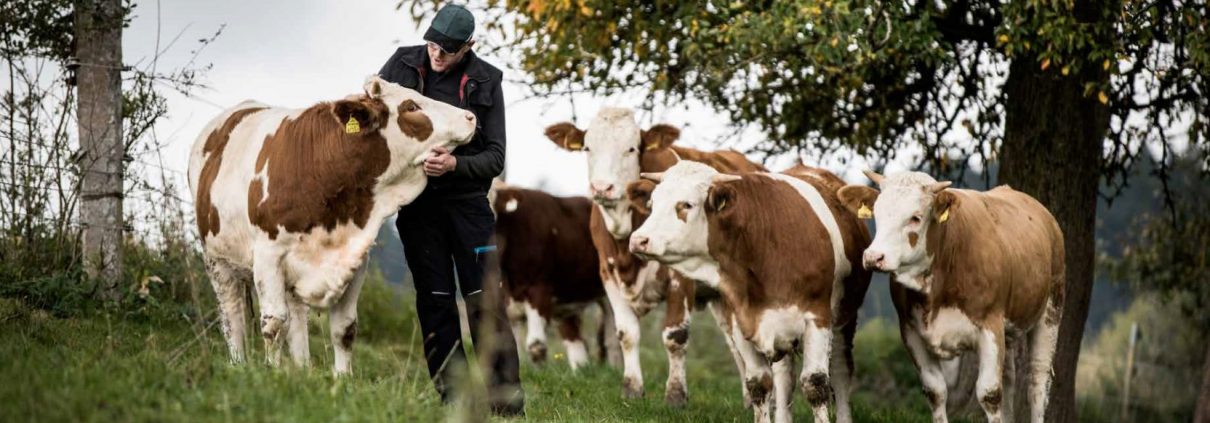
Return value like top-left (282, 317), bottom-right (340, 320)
top-left (188, 76), bottom-right (477, 374)
top-left (629, 161), bottom-right (872, 423)
top-left (545, 108), bottom-right (765, 406)
top-left (838, 171), bottom-right (1064, 423)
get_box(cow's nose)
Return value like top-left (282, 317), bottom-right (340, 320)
top-left (464, 112), bottom-right (476, 122)
top-left (863, 250), bottom-right (886, 270)
top-left (590, 182), bottom-right (615, 198)
top-left (630, 236), bottom-right (650, 253)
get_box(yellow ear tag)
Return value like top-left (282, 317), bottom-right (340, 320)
top-left (938, 208), bottom-right (950, 223)
top-left (345, 116), bottom-right (361, 134)
top-left (566, 138), bottom-right (583, 150)
top-left (644, 142), bottom-right (659, 151)
top-left (857, 204), bottom-right (873, 219)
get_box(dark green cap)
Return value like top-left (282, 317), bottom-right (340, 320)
top-left (424, 4), bottom-right (475, 53)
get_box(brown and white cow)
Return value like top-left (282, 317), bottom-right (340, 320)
top-left (838, 171), bottom-right (1064, 423)
top-left (545, 108), bottom-right (766, 406)
top-left (188, 76), bottom-right (477, 375)
top-left (490, 185), bottom-right (616, 370)
top-left (629, 161), bottom-right (872, 423)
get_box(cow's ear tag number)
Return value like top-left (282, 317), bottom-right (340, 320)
top-left (345, 116), bottom-right (361, 134)
top-left (857, 204), bottom-right (873, 219)
top-left (938, 208), bottom-right (950, 223)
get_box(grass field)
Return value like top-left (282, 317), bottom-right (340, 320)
top-left (0, 274), bottom-right (978, 423)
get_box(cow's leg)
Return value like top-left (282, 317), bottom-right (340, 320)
top-left (555, 311), bottom-right (589, 370)
top-left (522, 301), bottom-right (549, 363)
top-left (252, 243), bottom-right (289, 366)
top-left (661, 277), bottom-right (692, 407)
top-left (602, 279), bottom-right (644, 399)
top-left (597, 299), bottom-right (623, 367)
top-left (207, 258), bottom-right (248, 363)
top-left (707, 301), bottom-right (751, 408)
top-left (976, 324), bottom-right (1007, 423)
top-left (733, 323), bottom-right (774, 423)
top-left (801, 319), bottom-right (834, 423)
top-left (830, 319), bottom-right (857, 423)
top-left (772, 356), bottom-right (794, 423)
top-left (903, 323), bottom-right (950, 423)
top-left (1027, 298), bottom-right (1061, 423)
top-left (329, 263), bottom-right (367, 376)
top-left (504, 297), bottom-right (526, 356)
top-left (285, 293), bottom-right (310, 367)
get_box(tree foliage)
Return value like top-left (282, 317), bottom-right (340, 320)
top-left (1103, 155), bottom-right (1210, 329)
top-left (404, 0), bottom-right (1206, 188)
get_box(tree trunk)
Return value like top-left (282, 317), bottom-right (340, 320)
top-left (1196, 342), bottom-right (1210, 423)
top-left (999, 3), bottom-right (1110, 420)
top-left (74, 0), bottom-right (125, 302)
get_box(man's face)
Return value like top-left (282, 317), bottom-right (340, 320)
top-left (427, 41), bottom-right (473, 72)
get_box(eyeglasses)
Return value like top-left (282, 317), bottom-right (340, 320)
top-left (427, 41), bottom-right (468, 57)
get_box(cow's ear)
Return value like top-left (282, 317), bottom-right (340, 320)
top-left (640, 124), bottom-right (680, 152)
top-left (544, 122), bottom-right (586, 151)
top-left (626, 180), bottom-right (656, 215)
top-left (933, 190), bottom-right (960, 223)
top-left (837, 185), bottom-right (880, 220)
top-left (705, 183), bottom-right (737, 216)
top-left (332, 99), bottom-right (385, 135)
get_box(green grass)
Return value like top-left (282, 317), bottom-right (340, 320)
top-left (0, 277), bottom-right (969, 422)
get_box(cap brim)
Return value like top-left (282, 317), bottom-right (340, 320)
top-left (424, 27), bottom-right (466, 53)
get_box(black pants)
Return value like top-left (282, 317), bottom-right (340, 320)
top-left (397, 194), bottom-right (523, 407)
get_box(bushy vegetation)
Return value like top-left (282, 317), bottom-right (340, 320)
top-left (1076, 294), bottom-right (1204, 423)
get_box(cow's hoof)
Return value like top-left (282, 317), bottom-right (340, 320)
top-left (528, 342), bottom-right (547, 363)
top-left (622, 377), bottom-right (644, 399)
top-left (664, 383), bottom-right (688, 407)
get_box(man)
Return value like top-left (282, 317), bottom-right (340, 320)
top-left (377, 4), bottom-right (523, 416)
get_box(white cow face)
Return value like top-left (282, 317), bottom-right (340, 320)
top-left (346, 75), bottom-right (477, 167)
top-left (629, 161), bottom-right (737, 264)
top-left (838, 171), bottom-right (952, 290)
top-left (545, 108), bottom-right (681, 239)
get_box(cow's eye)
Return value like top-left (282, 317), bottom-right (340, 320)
top-left (627, 147), bottom-right (637, 153)
top-left (582, 146), bottom-right (590, 152)
top-left (407, 103), bottom-right (419, 112)
top-left (909, 215), bottom-right (922, 225)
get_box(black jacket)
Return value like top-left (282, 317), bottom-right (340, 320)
top-left (378, 46), bottom-right (505, 199)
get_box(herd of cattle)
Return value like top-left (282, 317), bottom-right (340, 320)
top-left (189, 77), bottom-right (1065, 423)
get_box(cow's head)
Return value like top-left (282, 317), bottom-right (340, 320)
top-left (544, 108), bottom-right (680, 238)
top-left (838, 171), bottom-right (953, 289)
top-left (628, 161), bottom-right (738, 264)
top-left (340, 75), bottom-right (477, 168)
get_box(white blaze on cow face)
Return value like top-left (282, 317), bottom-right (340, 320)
top-left (545, 108), bottom-right (682, 239)
top-left (579, 108), bottom-right (644, 237)
top-left (629, 162), bottom-right (722, 273)
top-left (850, 171), bottom-right (951, 290)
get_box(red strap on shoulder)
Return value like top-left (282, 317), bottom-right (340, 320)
top-left (459, 74), bottom-right (470, 103)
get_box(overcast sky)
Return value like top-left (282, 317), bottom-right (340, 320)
top-left (122, 0), bottom-right (926, 204)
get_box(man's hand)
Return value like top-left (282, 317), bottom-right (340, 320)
top-left (423, 147), bottom-right (457, 177)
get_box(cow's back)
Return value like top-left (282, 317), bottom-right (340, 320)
top-left (784, 168), bottom-right (873, 326)
top-left (927, 187), bottom-right (1064, 326)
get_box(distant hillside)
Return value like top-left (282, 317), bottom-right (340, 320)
top-left (368, 216), bottom-right (410, 290)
